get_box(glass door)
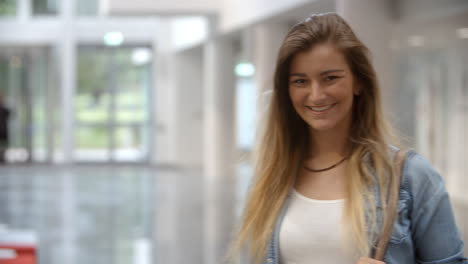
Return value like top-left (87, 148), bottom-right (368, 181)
top-left (0, 47), bottom-right (53, 163)
top-left (75, 45), bottom-right (152, 162)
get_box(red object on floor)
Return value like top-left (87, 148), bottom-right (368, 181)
top-left (0, 245), bottom-right (36, 264)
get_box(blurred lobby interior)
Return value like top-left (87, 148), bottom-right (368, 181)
top-left (0, 0), bottom-right (467, 263)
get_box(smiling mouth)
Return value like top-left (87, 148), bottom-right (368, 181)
top-left (306, 103), bottom-right (336, 112)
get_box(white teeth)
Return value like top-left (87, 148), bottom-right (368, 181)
top-left (308, 104), bottom-right (334, 112)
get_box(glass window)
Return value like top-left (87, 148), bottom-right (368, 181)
top-left (77, 0), bottom-right (98, 16)
top-left (0, 47), bottom-right (55, 163)
top-left (33, 0), bottom-right (58, 15)
top-left (1, 54), bottom-right (30, 162)
top-left (29, 48), bottom-right (51, 162)
top-left (234, 73), bottom-right (256, 217)
top-left (235, 77), bottom-right (256, 152)
top-left (76, 46), bottom-right (152, 162)
top-left (0, 0), bottom-right (16, 16)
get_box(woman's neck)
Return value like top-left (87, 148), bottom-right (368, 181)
top-left (308, 126), bottom-right (350, 160)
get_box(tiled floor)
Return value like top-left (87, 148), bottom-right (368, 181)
top-left (5, 163), bottom-right (464, 264)
top-left (0, 164), bottom-right (221, 264)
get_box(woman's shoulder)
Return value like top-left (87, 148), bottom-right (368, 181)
top-left (388, 145), bottom-right (443, 182)
top-left (364, 145), bottom-right (446, 197)
top-left (398, 149), bottom-right (447, 201)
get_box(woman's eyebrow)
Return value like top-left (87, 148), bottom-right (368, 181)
top-left (320, 69), bottom-right (345, 75)
top-left (289, 73), bottom-right (308, 77)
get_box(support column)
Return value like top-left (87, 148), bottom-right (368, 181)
top-left (17, 0), bottom-right (31, 22)
top-left (336, 0), bottom-right (395, 112)
top-left (253, 22), bottom-right (290, 113)
top-left (203, 35), bottom-right (236, 264)
top-left (59, 1), bottom-right (77, 260)
top-left (46, 48), bottom-right (55, 163)
top-left (58, 0), bottom-right (76, 163)
top-left (152, 18), bottom-right (178, 165)
top-left (174, 49), bottom-right (204, 168)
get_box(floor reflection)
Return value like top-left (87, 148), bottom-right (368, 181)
top-left (0, 165), bottom-right (203, 264)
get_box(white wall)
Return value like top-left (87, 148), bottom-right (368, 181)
top-left (107, 0), bottom-right (331, 34)
top-left (219, 0), bottom-right (310, 32)
top-left (106, 0), bottom-right (219, 15)
top-left (397, 0), bottom-right (468, 22)
top-left (0, 17), bottom-right (159, 45)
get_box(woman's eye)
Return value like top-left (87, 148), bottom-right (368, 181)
top-left (291, 79), bottom-right (307, 85)
top-left (324, 75), bottom-right (340, 81)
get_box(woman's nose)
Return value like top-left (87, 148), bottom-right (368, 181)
top-left (307, 81), bottom-right (326, 101)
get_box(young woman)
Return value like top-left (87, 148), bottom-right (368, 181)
top-left (230, 13), bottom-right (466, 264)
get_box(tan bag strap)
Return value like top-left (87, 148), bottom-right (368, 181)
top-left (372, 150), bottom-right (408, 261)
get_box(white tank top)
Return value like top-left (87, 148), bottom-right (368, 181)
top-left (279, 189), bottom-right (358, 264)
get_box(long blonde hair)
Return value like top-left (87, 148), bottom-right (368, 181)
top-left (230, 13), bottom-right (398, 263)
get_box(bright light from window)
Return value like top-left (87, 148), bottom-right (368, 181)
top-left (132, 48), bottom-right (152, 65)
top-left (456, 28), bottom-right (468, 39)
top-left (104, 31), bottom-right (124, 46)
top-left (172, 16), bottom-right (209, 49)
top-left (235, 62), bottom-right (255, 77)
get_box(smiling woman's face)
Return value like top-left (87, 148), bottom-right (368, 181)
top-left (288, 44), bottom-right (359, 133)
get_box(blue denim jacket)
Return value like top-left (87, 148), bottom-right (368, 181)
top-left (263, 151), bottom-right (467, 264)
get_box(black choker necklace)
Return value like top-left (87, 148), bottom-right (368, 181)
top-left (303, 156), bottom-right (348, 172)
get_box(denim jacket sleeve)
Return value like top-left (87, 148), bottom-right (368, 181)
top-left (403, 153), bottom-right (467, 264)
